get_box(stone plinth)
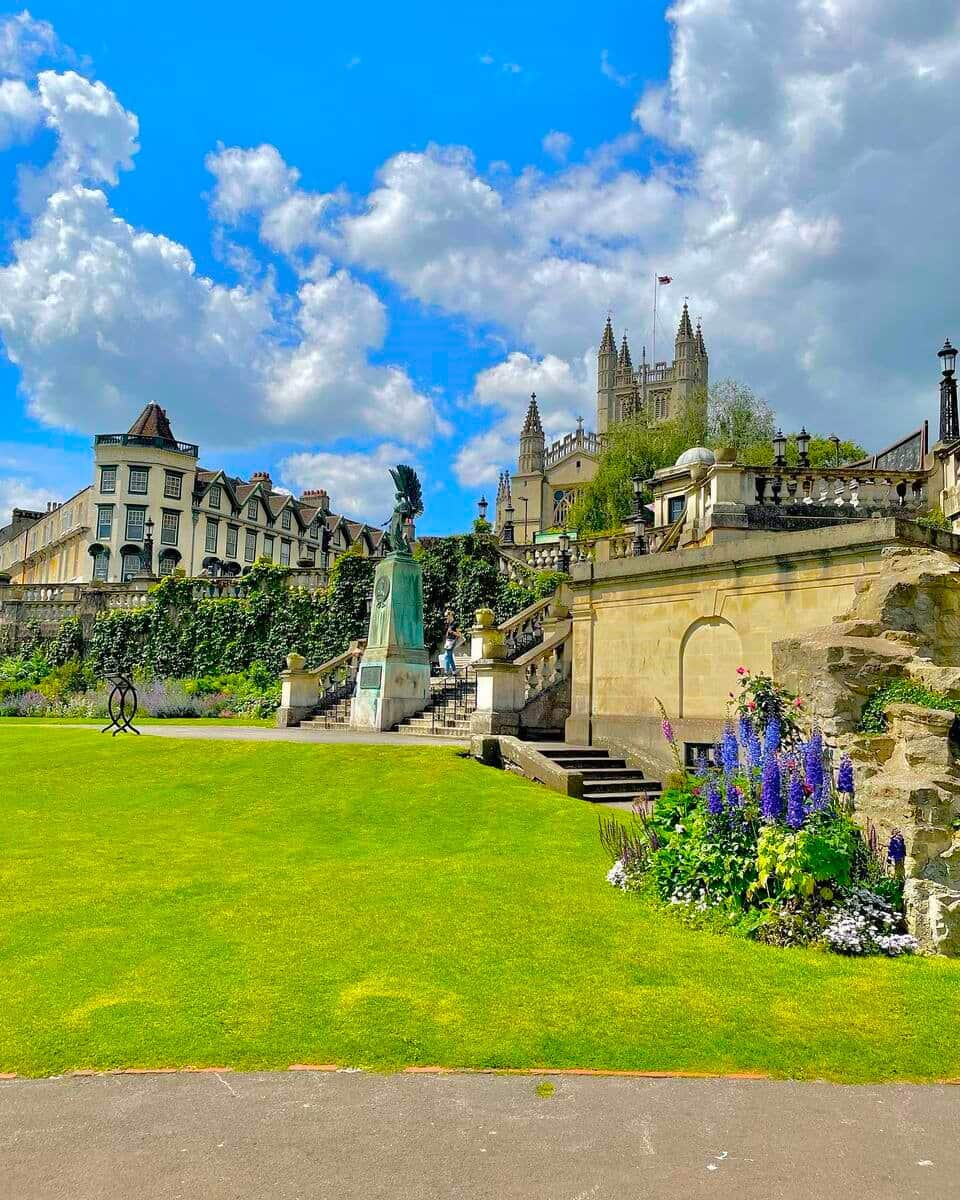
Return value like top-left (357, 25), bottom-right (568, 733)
top-left (350, 552), bottom-right (430, 732)
top-left (278, 652), bottom-right (319, 728)
top-left (471, 659), bottom-right (524, 736)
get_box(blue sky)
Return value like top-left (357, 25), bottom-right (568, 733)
top-left (0, 2), bottom-right (957, 532)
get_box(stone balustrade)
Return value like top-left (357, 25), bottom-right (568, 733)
top-left (515, 628), bottom-right (569, 702)
top-left (498, 596), bottom-right (551, 659)
top-left (753, 467), bottom-right (928, 511)
top-left (277, 641), bottom-right (365, 728)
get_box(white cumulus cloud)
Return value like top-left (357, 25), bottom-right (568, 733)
top-left (280, 442), bottom-right (419, 523)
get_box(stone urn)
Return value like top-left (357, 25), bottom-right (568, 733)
top-left (715, 446), bottom-right (737, 464)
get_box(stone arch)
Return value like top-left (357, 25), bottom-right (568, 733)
top-left (679, 617), bottom-right (743, 718)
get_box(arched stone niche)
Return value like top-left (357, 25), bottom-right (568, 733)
top-left (679, 616), bottom-right (743, 718)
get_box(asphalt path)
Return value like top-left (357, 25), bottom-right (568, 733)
top-left (2, 1071), bottom-right (958, 1199)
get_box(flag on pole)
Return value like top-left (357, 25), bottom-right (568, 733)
top-left (657, 275), bottom-right (672, 284)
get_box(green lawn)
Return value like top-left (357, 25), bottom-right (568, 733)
top-left (2, 726), bottom-right (959, 1082)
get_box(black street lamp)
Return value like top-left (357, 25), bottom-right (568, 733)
top-left (477, 495), bottom-right (489, 522)
top-left (939, 338), bottom-right (959, 442)
top-left (772, 429), bottom-right (787, 468)
top-left (828, 434), bottom-right (842, 467)
top-left (632, 473), bottom-right (647, 556)
top-left (558, 532), bottom-right (571, 573)
top-left (501, 501), bottom-right (515, 545)
top-left (140, 517), bottom-right (155, 576)
top-left (796, 426), bottom-right (811, 468)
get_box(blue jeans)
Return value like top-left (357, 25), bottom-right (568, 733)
top-left (442, 648), bottom-right (456, 675)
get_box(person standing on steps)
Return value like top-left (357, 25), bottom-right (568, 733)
top-left (441, 609), bottom-right (461, 676)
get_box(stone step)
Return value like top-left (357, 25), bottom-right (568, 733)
top-left (581, 789), bottom-right (660, 805)
top-left (539, 747), bottom-right (611, 760)
top-left (560, 758), bottom-right (629, 772)
top-left (581, 778), bottom-right (656, 796)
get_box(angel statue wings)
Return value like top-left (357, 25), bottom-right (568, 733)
top-left (384, 464), bottom-right (424, 555)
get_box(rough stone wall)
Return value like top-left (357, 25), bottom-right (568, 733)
top-left (773, 546), bottom-right (960, 953)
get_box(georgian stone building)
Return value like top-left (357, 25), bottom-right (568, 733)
top-left (495, 305), bottom-right (708, 541)
top-left (0, 404), bottom-right (385, 585)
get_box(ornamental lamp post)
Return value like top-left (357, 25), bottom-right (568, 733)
top-left (939, 337), bottom-right (959, 442)
top-left (140, 517), bottom-right (155, 577)
top-left (772, 429), bottom-right (787, 468)
top-left (477, 495), bottom-right (489, 523)
top-left (558, 532), bottom-right (571, 573)
top-left (501, 500), bottom-right (515, 546)
top-left (829, 434), bottom-right (842, 467)
top-left (632, 473), bottom-right (647, 556)
top-left (796, 426), bottom-right (811, 468)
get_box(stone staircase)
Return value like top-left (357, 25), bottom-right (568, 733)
top-left (535, 745), bottom-right (661, 809)
top-left (393, 668), bottom-right (477, 739)
top-left (299, 693), bottom-right (353, 729)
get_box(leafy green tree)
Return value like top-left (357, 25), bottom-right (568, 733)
top-left (708, 379), bottom-right (775, 450)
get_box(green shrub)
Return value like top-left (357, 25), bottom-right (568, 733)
top-left (859, 679), bottom-right (959, 733)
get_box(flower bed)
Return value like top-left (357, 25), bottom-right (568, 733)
top-left (601, 671), bottom-right (915, 956)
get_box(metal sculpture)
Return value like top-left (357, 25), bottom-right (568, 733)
top-left (101, 670), bottom-right (140, 736)
top-left (383, 464), bottom-right (424, 555)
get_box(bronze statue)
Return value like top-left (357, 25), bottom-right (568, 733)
top-left (384, 464), bottom-right (424, 555)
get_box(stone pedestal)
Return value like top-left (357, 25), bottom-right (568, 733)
top-left (350, 552), bottom-right (430, 732)
top-left (278, 652), bottom-right (319, 728)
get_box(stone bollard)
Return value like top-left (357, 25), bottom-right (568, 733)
top-left (277, 651), bottom-right (319, 729)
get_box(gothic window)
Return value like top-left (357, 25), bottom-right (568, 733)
top-left (552, 489), bottom-right (573, 526)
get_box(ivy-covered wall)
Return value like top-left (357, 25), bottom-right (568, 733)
top-left (64, 534), bottom-right (563, 678)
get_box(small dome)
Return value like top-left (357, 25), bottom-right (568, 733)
top-left (675, 446), bottom-right (716, 468)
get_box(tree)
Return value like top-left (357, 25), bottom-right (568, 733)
top-left (708, 379), bottom-right (775, 450)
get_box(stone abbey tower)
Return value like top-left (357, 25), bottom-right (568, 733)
top-left (596, 302), bottom-right (708, 435)
top-left (496, 305), bottom-right (709, 541)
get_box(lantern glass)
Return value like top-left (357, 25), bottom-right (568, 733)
top-left (478, 496), bottom-right (488, 520)
top-left (940, 339), bottom-right (957, 375)
top-left (772, 429), bottom-right (787, 463)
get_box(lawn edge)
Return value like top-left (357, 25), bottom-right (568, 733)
top-left (2, 1066), bottom-right (960, 1085)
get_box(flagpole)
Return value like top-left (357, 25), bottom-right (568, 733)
top-left (652, 272), bottom-right (659, 377)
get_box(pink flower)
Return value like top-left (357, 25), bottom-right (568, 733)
top-left (793, 697), bottom-right (804, 708)
top-left (736, 667), bottom-right (747, 676)
top-left (747, 700), bottom-right (756, 711)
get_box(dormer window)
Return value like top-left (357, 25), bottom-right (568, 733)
top-left (208, 484), bottom-right (222, 510)
top-left (247, 498), bottom-right (258, 521)
top-left (281, 509), bottom-right (291, 531)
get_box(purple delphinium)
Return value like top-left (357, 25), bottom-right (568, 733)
top-left (747, 728), bottom-right (763, 769)
top-left (738, 714), bottom-right (753, 748)
top-left (725, 781), bottom-right (742, 808)
top-left (694, 752), bottom-right (709, 779)
top-left (888, 831), bottom-right (907, 866)
top-left (837, 754), bottom-right (854, 797)
top-left (661, 716), bottom-right (675, 745)
top-left (721, 724), bottom-right (739, 775)
top-left (787, 774), bottom-right (806, 830)
top-left (764, 717), bottom-right (782, 754)
top-left (706, 780), bottom-right (723, 815)
top-left (804, 729), bottom-right (824, 796)
top-left (760, 754), bottom-right (782, 821)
